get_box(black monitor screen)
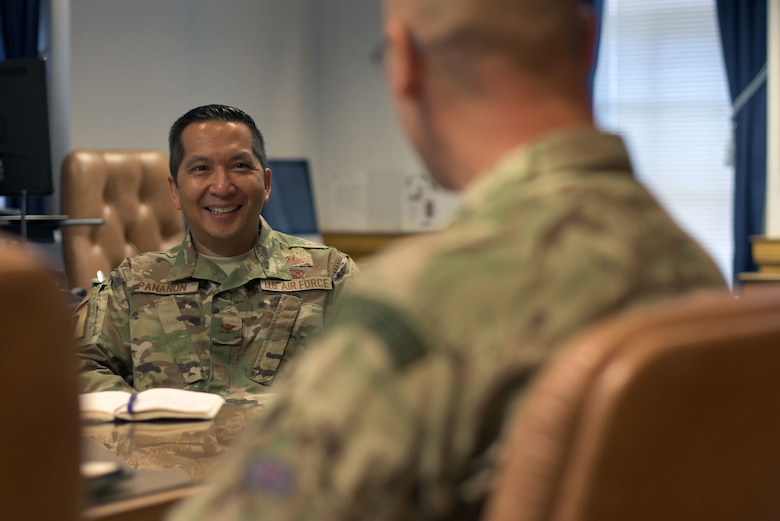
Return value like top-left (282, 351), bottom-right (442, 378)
top-left (0, 57), bottom-right (53, 195)
top-left (262, 159), bottom-right (319, 237)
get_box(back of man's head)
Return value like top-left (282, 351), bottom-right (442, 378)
top-left (383, 0), bottom-right (594, 189)
top-left (389, 0), bottom-right (590, 91)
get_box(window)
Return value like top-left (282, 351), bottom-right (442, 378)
top-left (593, 0), bottom-right (734, 282)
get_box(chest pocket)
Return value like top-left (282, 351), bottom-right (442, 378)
top-left (249, 294), bottom-right (324, 386)
top-left (129, 295), bottom-right (206, 390)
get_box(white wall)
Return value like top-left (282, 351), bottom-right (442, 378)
top-left (55, 0), bottom-right (320, 213)
top-left (48, 0), bottom-right (70, 214)
top-left (68, 0), bottom-right (319, 154)
top-left (52, 0), bottom-right (431, 229)
top-left (310, 0), bottom-right (458, 230)
top-left (50, 0), bottom-right (457, 229)
top-left (312, 1), bottom-right (414, 171)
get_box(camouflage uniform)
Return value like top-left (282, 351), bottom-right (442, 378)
top-left (167, 128), bottom-right (727, 521)
top-left (75, 217), bottom-right (357, 403)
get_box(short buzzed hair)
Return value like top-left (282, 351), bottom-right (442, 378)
top-left (168, 104), bottom-right (268, 183)
top-left (404, 0), bottom-right (586, 78)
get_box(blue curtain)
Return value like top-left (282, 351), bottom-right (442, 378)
top-left (0, 0), bottom-right (40, 58)
top-left (716, 0), bottom-right (767, 282)
top-left (581, 0), bottom-right (604, 99)
top-left (0, 0), bottom-right (47, 214)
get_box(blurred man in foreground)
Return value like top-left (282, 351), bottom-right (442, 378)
top-left (169, 0), bottom-right (725, 518)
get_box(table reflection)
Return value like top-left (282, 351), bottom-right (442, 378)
top-left (83, 402), bottom-right (271, 481)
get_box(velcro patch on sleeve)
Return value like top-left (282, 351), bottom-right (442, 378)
top-left (327, 295), bottom-right (429, 370)
top-left (284, 248), bottom-right (314, 267)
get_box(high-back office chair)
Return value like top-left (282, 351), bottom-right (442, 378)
top-left (483, 288), bottom-right (780, 521)
top-left (61, 150), bottom-right (185, 290)
top-left (0, 236), bottom-right (82, 520)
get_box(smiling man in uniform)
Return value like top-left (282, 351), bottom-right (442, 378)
top-left (75, 104), bottom-right (357, 403)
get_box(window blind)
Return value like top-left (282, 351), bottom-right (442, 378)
top-left (593, 0), bottom-right (734, 282)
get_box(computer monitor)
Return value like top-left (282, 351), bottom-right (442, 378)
top-left (262, 159), bottom-right (321, 242)
top-left (0, 57), bottom-right (53, 196)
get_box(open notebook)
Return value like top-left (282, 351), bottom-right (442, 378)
top-left (79, 388), bottom-right (225, 422)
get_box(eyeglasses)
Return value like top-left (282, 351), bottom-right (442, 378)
top-left (368, 32), bottom-right (425, 75)
top-left (369, 38), bottom-right (388, 75)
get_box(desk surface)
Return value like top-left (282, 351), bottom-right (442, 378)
top-left (82, 403), bottom-right (270, 521)
top-left (322, 231), bottom-right (435, 262)
top-left (738, 272), bottom-right (780, 283)
top-left (737, 272), bottom-right (780, 294)
top-left (0, 214), bottom-right (103, 225)
top-left (0, 215), bottom-right (104, 241)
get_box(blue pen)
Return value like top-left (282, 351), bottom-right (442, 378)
top-left (126, 392), bottom-right (138, 415)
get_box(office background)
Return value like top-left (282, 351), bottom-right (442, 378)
top-left (46, 0), bottom-right (428, 232)
top-left (2, 0), bottom-right (779, 277)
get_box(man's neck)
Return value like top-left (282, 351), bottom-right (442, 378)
top-left (443, 96), bottom-right (594, 190)
top-left (191, 233), bottom-right (257, 258)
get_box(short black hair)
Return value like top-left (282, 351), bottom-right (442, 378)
top-left (168, 104), bottom-right (267, 183)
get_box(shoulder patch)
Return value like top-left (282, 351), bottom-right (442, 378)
top-left (284, 248), bottom-right (313, 267)
top-left (245, 456), bottom-right (295, 496)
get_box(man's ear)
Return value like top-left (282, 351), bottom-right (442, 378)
top-left (386, 22), bottom-right (423, 99)
top-left (263, 168), bottom-right (272, 205)
top-left (168, 176), bottom-right (181, 210)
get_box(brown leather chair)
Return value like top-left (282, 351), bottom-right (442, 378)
top-left (483, 287), bottom-right (780, 521)
top-left (0, 236), bottom-right (82, 520)
top-left (61, 149), bottom-right (185, 290)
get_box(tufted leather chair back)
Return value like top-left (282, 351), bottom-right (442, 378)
top-left (61, 150), bottom-right (185, 290)
top-left (483, 287), bottom-right (780, 521)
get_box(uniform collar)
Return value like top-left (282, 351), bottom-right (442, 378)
top-left (166, 216), bottom-right (293, 283)
top-left (455, 125), bottom-right (634, 222)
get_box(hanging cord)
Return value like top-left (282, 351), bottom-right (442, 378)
top-left (732, 63), bottom-right (768, 120)
top-left (727, 63), bottom-right (768, 166)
